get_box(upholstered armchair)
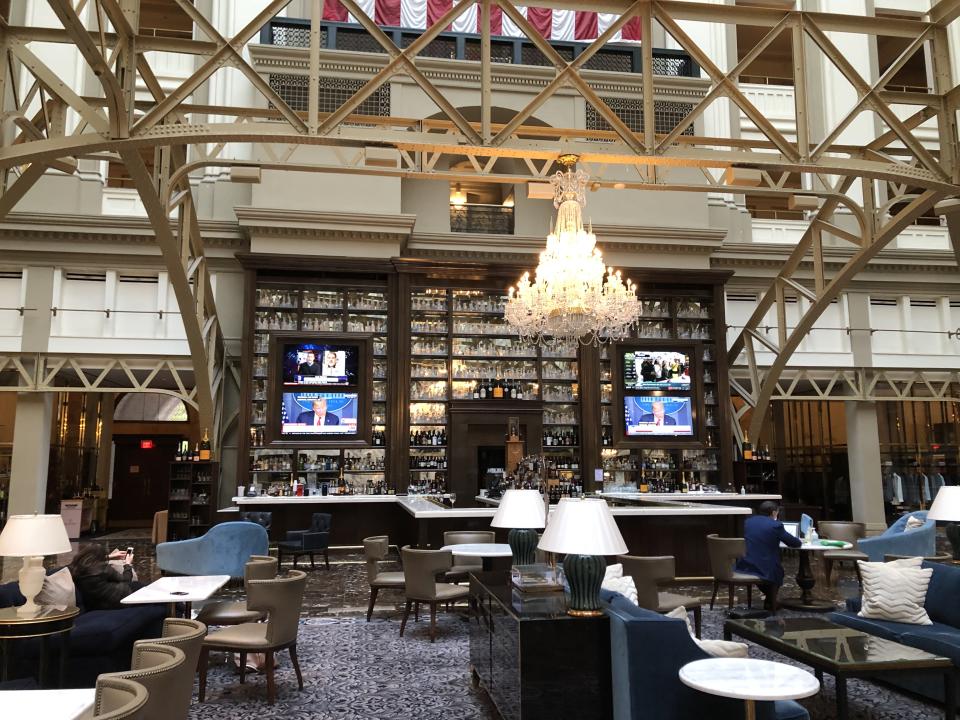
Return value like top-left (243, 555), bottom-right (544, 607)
top-left (277, 513), bottom-right (331, 570)
top-left (156, 522), bottom-right (269, 579)
top-left (858, 511), bottom-right (936, 562)
top-left (706, 534), bottom-right (764, 610)
top-left (99, 643), bottom-right (187, 720)
top-left (91, 676), bottom-right (148, 719)
top-left (618, 554), bottom-right (703, 638)
top-left (442, 530), bottom-right (495, 582)
top-left (363, 536), bottom-right (404, 621)
top-left (130, 618), bottom-right (206, 719)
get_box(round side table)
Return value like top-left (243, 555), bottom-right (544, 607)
top-left (780, 541), bottom-right (853, 612)
top-left (679, 657), bottom-right (820, 720)
top-left (0, 605), bottom-right (79, 688)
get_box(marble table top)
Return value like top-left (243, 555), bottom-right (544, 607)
top-left (121, 574), bottom-right (230, 604)
top-left (679, 658), bottom-right (821, 702)
top-left (0, 688), bottom-right (95, 719)
top-left (441, 543), bottom-right (513, 557)
top-left (798, 540), bottom-right (853, 551)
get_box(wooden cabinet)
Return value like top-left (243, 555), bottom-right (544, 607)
top-left (470, 572), bottom-right (611, 720)
top-left (167, 461), bottom-right (219, 540)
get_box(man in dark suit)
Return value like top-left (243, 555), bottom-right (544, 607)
top-left (638, 400), bottom-right (676, 426)
top-left (298, 350), bottom-right (322, 376)
top-left (735, 501), bottom-right (802, 610)
top-left (296, 398), bottom-right (339, 427)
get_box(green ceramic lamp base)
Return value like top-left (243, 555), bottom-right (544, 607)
top-left (508, 528), bottom-right (539, 565)
top-left (563, 553), bottom-right (606, 617)
top-left (946, 522), bottom-right (960, 561)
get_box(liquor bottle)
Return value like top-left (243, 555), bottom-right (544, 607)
top-left (199, 428), bottom-right (211, 461)
top-left (509, 381), bottom-right (517, 399)
top-left (473, 382), bottom-right (480, 400)
top-left (516, 382), bottom-right (524, 400)
top-left (743, 433), bottom-right (753, 461)
top-left (763, 444), bottom-right (771, 461)
top-left (680, 473), bottom-right (689, 493)
top-left (639, 475), bottom-right (649, 493)
top-left (192, 443), bottom-right (200, 462)
top-left (493, 379), bottom-right (504, 399)
top-left (480, 380), bottom-right (488, 399)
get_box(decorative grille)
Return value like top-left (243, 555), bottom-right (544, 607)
top-left (268, 75), bottom-right (391, 117)
top-left (585, 98), bottom-right (695, 137)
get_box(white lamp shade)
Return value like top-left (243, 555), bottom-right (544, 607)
top-left (928, 486), bottom-right (960, 521)
top-left (0, 514), bottom-right (73, 557)
top-left (491, 489), bottom-right (547, 529)
top-left (537, 498), bottom-right (627, 556)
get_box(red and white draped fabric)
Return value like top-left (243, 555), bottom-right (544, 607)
top-left (323, 1), bottom-right (642, 43)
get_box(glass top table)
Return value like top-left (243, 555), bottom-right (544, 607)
top-left (724, 616), bottom-right (955, 720)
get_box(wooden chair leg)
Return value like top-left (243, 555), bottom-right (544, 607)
top-left (239, 652), bottom-right (247, 684)
top-left (727, 583), bottom-right (734, 609)
top-left (429, 602), bottom-right (438, 643)
top-left (324, 548), bottom-right (330, 570)
top-left (692, 606), bottom-right (702, 639)
top-left (293, 555), bottom-right (298, 569)
top-left (400, 600), bottom-right (411, 637)
top-left (265, 650), bottom-right (276, 705)
top-left (854, 561), bottom-right (863, 588)
top-left (824, 558), bottom-right (833, 586)
top-left (710, 580), bottom-right (719, 610)
top-left (414, 601), bottom-right (420, 622)
top-left (277, 549), bottom-right (282, 567)
top-left (289, 644), bottom-right (304, 691)
top-left (366, 587), bottom-right (379, 622)
top-left (198, 647), bottom-right (209, 702)
top-left (310, 552), bottom-right (315, 570)
top-left (747, 584), bottom-right (753, 609)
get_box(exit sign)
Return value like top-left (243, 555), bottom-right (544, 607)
top-left (140, 439), bottom-right (155, 449)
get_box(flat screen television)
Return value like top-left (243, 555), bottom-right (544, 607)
top-left (281, 391), bottom-right (359, 436)
top-left (281, 342), bottom-right (359, 386)
top-left (622, 349), bottom-right (691, 392)
top-left (266, 333), bottom-right (372, 447)
top-left (623, 396), bottom-right (694, 437)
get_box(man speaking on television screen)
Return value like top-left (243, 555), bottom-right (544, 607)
top-left (296, 398), bottom-right (339, 426)
top-left (640, 400), bottom-right (676, 426)
top-left (298, 349), bottom-right (322, 376)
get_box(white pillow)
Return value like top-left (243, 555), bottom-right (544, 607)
top-left (36, 567), bottom-right (76, 609)
top-left (858, 559), bottom-right (932, 625)
top-left (602, 574), bottom-right (638, 605)
top-left (904, 515), bottom-right (925, 532)
top-left (666, 606), bottom-right (749, 658)
top-left (603, 563), bottom-right (623, 581)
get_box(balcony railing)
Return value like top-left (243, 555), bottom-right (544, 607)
top-left (450, 203), bottom-right (514, 235)
top-left (260, 19), bottom-right (698, 77)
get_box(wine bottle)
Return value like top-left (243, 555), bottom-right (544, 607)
top-left (493, 378), bottom-right (504, 399)
top-left (480, 380), bottom-right (488, 399)
top-left (199, 428), bottom-right (211, 461)
top-left (473, 382), bottom-right (480, 400)
top-left (192, 443), bottom-right (200, 462)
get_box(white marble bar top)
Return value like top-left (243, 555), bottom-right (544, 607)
top-left (232, 495), bottom-right (398, 505)
top-left (475, 495), bottom-right (753, 517)
top-left (600, 492), bottom-right (782, 502)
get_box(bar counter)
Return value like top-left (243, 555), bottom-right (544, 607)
top-left (230, 492), bottom-right (772, 575)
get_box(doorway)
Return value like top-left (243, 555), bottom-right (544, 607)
top-left (109, 436), bottom-right (180, 528)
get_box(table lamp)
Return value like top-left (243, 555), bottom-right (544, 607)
top-left (491, 489), bottom-right (546, 565)
top-left (928, 486), bottom-right (960, 560)
top-left (0, 514), bottom-right (73, 617)
top-left (537, 498), bottom-right (627, 617)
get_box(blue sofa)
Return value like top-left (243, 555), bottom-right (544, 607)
top-left (0, 575), bottom-right (165, 688)
top-left (831, 560), bottom-right (960, 706)
top-left (602, 588), bottom-right (809, 720)
top-left (858, 510), bottom-right (935, 562)
top-left (156, 521), bottom-right (269, 578)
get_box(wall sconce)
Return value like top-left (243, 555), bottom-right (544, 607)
top-left (450, 184), bottom-right (467, 206)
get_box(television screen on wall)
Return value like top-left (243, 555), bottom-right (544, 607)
top-left (280, 391), bottom-right (359, 437)
top-left (623, 396), bottom-right (694, 437)
top-left (281, 342), bottom-right (359, 386)
top-left (621, 349), bottom-right (691, 392)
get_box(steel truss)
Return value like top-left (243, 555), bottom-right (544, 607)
top-left (0, 1), bottom-right (959, 445)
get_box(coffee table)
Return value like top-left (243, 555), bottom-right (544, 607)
top-left (679, 657), bottom-right (819, 720)
top-left (121, 574), bottom-right (230, 617)
top-left (779, 540), bottom-right (852, 612)
top-left (725, 615), bottom-right (957, 720)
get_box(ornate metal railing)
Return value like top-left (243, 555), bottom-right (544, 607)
top-left (450, 203), bottom-right (515, 234)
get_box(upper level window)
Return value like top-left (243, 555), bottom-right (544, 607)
top-left (114, 393), bottom-right (189, 422)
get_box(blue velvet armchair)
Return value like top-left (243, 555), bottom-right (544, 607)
top-left (602, 589), bottom-right (809, 720)
top-left (156, 522), bottom-right (269, 578)
top-left (857, 510), bottom-right (936, 562)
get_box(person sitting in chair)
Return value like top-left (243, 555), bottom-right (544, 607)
top-left (735, 501), bottom-right (802, 610)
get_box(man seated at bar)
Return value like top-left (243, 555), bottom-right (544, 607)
top-left (297, 398), bottom-right (339, 426)
top-left (735, 500), bottom-right (802, 610)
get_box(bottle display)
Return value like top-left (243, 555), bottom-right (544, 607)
top-left (199, 428), bottom-right (211, 461)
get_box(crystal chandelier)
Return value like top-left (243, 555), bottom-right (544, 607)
top-left (505, 155), bottom-right (640, 347)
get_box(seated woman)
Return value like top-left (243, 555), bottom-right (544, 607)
top-left (735, 501), bottom-right (802, 610)
top-left (69, 544), bottom-right (139, 610)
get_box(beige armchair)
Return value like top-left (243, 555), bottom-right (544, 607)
top-left (99, 643), bottom-right (186, 720)
top-left (442, 530), bottom-right (495, 582)
top-left (400, 546), bottom-right (470, 642)
top-left (618, 555), bottom-right (703, 638)
top-left (706, 534), bottom-right (764, 610)
top-left (363, 535), bottom-right (405, 621)
top-left (132, 618), bottom-right (206, 718)
top-left (196, 555), bottom-right (277, 626)
top-left (92, 676), bottom-right (148, 720)
top-left (198, 570), bottom-right (308, 704)
top-left (819, 521), bottom-right (868, 585)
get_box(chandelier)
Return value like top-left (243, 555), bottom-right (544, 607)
top-left (505, 155), bottom-right (640, 347)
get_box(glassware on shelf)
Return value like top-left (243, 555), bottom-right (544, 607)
top-left (451, 337), bottom-right (535, 358)
top-left (638, 320), bottom-right (670, 339)
top-left (411, 317), bottom-right (447, 334)
top-left (641, 299), bottom-right (670, 317)
top-left (452, 290), bottom-right (506, 314)
top-left (541, 360), bottom-right (578, 380)
top-left (254, 333), bottom-right (270, 354)
top-left (703, 367), bottom-right (714, 384)
top-left (373, 359), bottom-right (387, 379)
top-left (544, 404), bottom-right (576, 425)
top-left (702, 345), bottom-right (715, 362)
top-left (348, 314), bottom-right (387, 333)
top-left (302, 290), bottom-right (343, 309)
top-left (601, 406), bottom-right (611, 425)
top-left (541, 342), bottom-right (578, 359)
top-left (255, 311), bottom-right (297, 331)
top-left (347, 292), bottom-right (387, 311)
top-left (411, 289), bottom-right (448, 311)
top-left (253, 356), bottom-right (268, 378)
top-left (252, 380), bottom-right (266, 401)
top-left (412, 359), bottom-right (448, 378)
top-left (409, 402), bottom-right (447, 424)
top-left (256, 288), bottom-right (297, 308)
top-left (373, 381), bottom-right (387, 402)
top-left (452, 359), bottom-right (537, 380)
top-left (676, 298), bottom-right (712, 319)
top-left (452, 317), bottom-right (511, 335)
top-left (250, 404), bottom-right (266, 425)
top-left (374, 338), bottom-right (387, 356)
top-left (372, 403), bottom-right (387, 426)
top-left (300, 313), bottom-right (343, 332)
top-left (410, 380), bottom-right (448, 401)
top-left (677, 321), bottom-right (711, 340)
top-left (411, 337), bottom-right (449, 356)
top-left (542, 384), bottom-right (576, 402)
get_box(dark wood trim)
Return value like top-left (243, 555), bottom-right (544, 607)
top-left (236, 267), bottom-right (257, 490)
top-left (713, 281), bottom-right (734, 490)
top-left (579, 344), bottom-right (601, 490)
top-left (236, 252), bottom-right (396, 274)
top-left (392, 272), bottom-right (411, 491)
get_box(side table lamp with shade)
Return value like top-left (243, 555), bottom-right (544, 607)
top-left (491, 488), bottom-right (547, 565)
top-left (537, 497), bottom-right (628, 617)
top-left (0, 514), bottom-right (73, 617)
top-left (928, 486), bottom-right (960, 560)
